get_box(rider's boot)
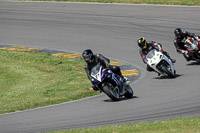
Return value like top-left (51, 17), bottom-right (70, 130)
top-left (171, 59), bottom-right (176, 63)
top-left (164, 51), bottom-right (176, 63)
top-left (167, 55), bottom-right (176, 63)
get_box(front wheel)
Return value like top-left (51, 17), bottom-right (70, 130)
top-left (161, 64), bottom-right (175, 78)
top-left (124, 83), bottom-right (133, 98)
top-left (102, 83), bottom-right (120, 101)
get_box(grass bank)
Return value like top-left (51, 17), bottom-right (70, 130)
top-left (0, 49), bottom-right (98, 114)
top-left (30, 0), bottom-right (200, 6)
top-left (48, 116), bottom-right (200, 133)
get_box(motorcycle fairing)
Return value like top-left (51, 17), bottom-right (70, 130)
top-left (91, 65), bottom-right (107, 83)
top-left (90, 65), bottom-right (124, 93)
top-left (147, 49), bottom-right (175, 75)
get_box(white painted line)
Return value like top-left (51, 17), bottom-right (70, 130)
top-left (0, 94), bottom-right (104, 116)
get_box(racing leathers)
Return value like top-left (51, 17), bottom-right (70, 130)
top-left (174, 30), bottom-right (200, 61)
top-left (84, 54), bottom-right (124, 91)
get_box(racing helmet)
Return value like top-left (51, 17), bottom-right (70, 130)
top-left (82, 49), bottom-right (94, 63)
top-left (174, 28), bottom-right (182, 37)
top-left (137, 37), bottom-right (147, 48)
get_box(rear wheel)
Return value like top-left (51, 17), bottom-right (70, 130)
top-left (102, 83), bottom-right (120, 101)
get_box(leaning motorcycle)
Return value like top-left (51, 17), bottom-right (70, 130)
top-left (146, 49), bottom-right (176, 78)
top-left (90, 64), bottom-right (133, 101)
top-left (183, 37), bottom-right (200, 61)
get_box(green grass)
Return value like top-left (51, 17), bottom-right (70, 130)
top-left (0, 51), bottom-right (199, 133)
top-left (47, 117), bottom-right (200, 133)
top-left (0, 49), bottom-right (99, 114)
top-left (26, 0), bottom-right (200, 6)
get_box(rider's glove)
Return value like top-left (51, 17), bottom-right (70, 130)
top-left (177, 49), bottom-right (182, 53)
top-left (181, 50), bottom-right (188, 54)
top-left (106, 65), bottom-right (111, 70)
top-left (195, 37), bottom-right (200, 41)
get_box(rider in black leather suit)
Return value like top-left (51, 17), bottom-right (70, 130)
top-left (82, 49), bottom-right (126, 91)
top-left (174, 28), bottom-right (200, 61)
top-left (137, 37), bottom-right (176, 72)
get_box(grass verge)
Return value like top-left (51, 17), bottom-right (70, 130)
top-left (0, 49), bottom-right (98, 114)
top-left (48, 116), bottom-right (200, 133)
top-left (0, 50), bottom-right (199, 132)
top-left (25, 0), bottom-right (200, 6)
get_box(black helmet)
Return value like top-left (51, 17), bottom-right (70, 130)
top-left (137, 37), bottom-right (147, 48)
top-left (82, 49), bottom-right (94, 63)
top-left (174, 28), bottom-right (182, 37)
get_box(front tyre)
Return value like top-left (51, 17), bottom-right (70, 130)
top-left (124, 83), bottom-right (133, 98)
top-left (161, 64), bottom-right (175, 78)
top-left (102, 83), bottom-right (120, 101)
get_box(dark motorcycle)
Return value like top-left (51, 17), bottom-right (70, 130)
top-left (90, 64), bottom-right (133, 101)
top-left (184, 37), bottom-right (200, 61)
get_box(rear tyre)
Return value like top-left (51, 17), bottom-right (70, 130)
top-left (102, 83), bottom-right (120, 101)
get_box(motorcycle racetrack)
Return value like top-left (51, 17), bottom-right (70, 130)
top-left (0, 1), bottom-right (200, 133)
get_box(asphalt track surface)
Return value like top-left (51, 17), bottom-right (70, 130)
top-left (0, 1), bottom-right (200, 133)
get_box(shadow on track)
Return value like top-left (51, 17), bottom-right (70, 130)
top-left (103, 96), bottom-right (139, 102)
top-left (187, 61), bottom-right (200, 66)
top-left (152, 74), bottom-right (182, 80)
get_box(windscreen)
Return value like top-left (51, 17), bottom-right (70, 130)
top-left (187, 39), bottom-right (198, 50)
top-left (186, 38), bottom-right (198, 50)
top-left (146, 49), bottom-right (156, 59)
top-left (91, 65), bottom-right (101, 76)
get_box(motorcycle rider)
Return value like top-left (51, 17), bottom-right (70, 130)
top-left (174, 28), bottom-right (200, 61)
top-left (82, 49), bottom-right (127, 91)
top-left (137, 37), bottom-right (176, 72)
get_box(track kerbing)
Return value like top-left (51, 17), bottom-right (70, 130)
top-left (0, 45), bottom-right (140, 83)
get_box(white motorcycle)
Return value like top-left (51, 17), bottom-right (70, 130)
top-left (146, 49), bottom-right (176, 78)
